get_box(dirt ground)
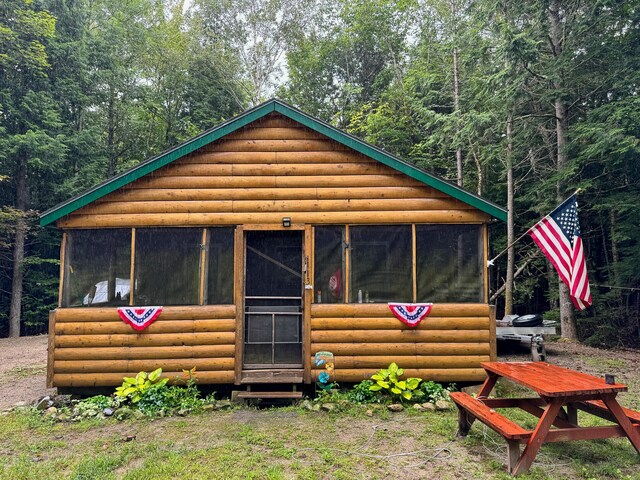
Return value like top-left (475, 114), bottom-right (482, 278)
top-left (2, 334), bottom-right (640, 409)
top-left (0, 335), bottom-right (54, 410)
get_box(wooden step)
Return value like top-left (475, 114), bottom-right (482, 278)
top-left (451, 392), bottom-right (532, 440)
top-left (241, 369), bottom-right (304, 384)
top-left (236, 391), bottom-right (304, 400)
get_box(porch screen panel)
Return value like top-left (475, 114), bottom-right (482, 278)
top-left (349, 225), bottom-right (412, 303)
top-left (313, 226), bottom-right (345, 303)
top-left (135, 228), bottom-right (201, 305)
top-left (62, 229), bottom-right (131, 307)
top-left (206, 227), bottom-right (234, 304)
top-left (416, 224), bottom-right (484, 303)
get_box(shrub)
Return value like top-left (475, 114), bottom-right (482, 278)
top-left (347, 380), bottom-right (379, 403)
top-left (115, 368), bottom-right (168, 403)
top-left (419, 380), bottom-right (454, 403)
top-left (369, 363), bottom-right (422, 401)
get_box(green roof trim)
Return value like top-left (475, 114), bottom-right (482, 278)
top-left (40, 99), bottom-right (506, 226)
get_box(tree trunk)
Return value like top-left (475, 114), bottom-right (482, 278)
top-left (8, 151), bottom-right (28, 338)
top-left (107, 86), bottom-right (116, 177)
top-left (451, 0), bottom-right (463, 186)
top-left (505, 114), bottom-right (514, 315)
top-left (549, 0), bottom-right (577, 339)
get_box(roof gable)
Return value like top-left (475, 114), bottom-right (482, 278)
top-left (40, 99), bottom-right (506, 226)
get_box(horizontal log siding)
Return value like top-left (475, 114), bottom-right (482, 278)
top-left (50, 306), bottom-right (237, 387)
top-left (310, 304), bottom-right (491, 383)
top-left (59, 113), bottom-right (489, 228)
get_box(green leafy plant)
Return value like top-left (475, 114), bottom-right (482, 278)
top-left (347, 380), bottom-right (380, 403)
top-left (419, 381), bottom-right (455, 403)
top-left (369, 363), bottom-right (422, 401)
top-left (115, 368), bottom-right (168, 403)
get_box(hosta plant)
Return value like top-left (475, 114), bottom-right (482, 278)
top-left (369, 363), bottom-right (422, 401)
top-left (115, 368), bottom-right (168, 403)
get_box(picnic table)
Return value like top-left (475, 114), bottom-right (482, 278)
top-left (451, 361), bottom-right (640, 475)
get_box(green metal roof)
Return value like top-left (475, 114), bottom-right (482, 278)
top-left (40, 99), bottom-right (506, 226)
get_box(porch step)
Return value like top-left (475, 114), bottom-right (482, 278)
top-left (236, 391), bottom-right (304, 400)
top-left (240, 369), bottom-right (304, 384)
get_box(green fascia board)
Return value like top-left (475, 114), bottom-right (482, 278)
top-left (40, 99), bottom-right (506, 226)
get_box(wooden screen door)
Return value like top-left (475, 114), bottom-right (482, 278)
top-left (243, 230), bottom-right (303, 368)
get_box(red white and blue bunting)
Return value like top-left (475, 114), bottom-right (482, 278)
top-left (117, 306), bottom-right (163, 331)
top-left (388, 303), bottom-right (433, 328)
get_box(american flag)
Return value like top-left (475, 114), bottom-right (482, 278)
top-left (528, 195), bottom-right (592, 310)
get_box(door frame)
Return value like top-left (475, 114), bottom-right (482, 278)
top-left (234, 225), bottom-right (312, 385)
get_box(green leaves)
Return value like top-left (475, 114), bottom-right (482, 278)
top-left (115, 369), bottom-right (168, 404)
top-left (368, 363), bottom-right (422, 402)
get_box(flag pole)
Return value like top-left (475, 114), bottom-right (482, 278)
top-left (487, 188), bottom-right (583, 266)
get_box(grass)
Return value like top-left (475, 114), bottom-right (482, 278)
top-left (1, 387), bottom-right (640, 479)
top-left (2, 365), bottom-right (47, 380)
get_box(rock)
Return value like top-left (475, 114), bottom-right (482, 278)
top-left (45, 407), bottom-right (58, 416)
top-left (300, 400), bottom-right (314, 411)
top-left (412, 403), bottom-right (426, 412)
top-left (122, 435), bottom-right (136, 442)
top-left (387, 403), bottom-right (404, 412)
top-left (421, 402), bottom-right (436, 411)
top-left (14, 401), bottom-right (27, 408)
top-left (103, 408), bottom-right (114, 417)
top-left (215, 400), bottom-right (232, 410)
top-left (365, 409), bottom-right (373, 417)
top-left (202, 404), bottom-right (214, 411)
top-left (321, 403), bottom-right (336, 412)
top-left (435, 400), bottom-right (452, 410)
top-left (51, 395), bottom-right (72, 408)
top-left (311, 404), bottom-right (321, 412)
top-left (178, 409), bottom-right (189, 417)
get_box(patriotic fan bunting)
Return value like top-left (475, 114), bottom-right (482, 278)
top-left (388, 303), bottom-right (433, 327)
top-left (117, 306), bottom-right (163, 331)
top-left (528, 194), bottom-right (592, 310)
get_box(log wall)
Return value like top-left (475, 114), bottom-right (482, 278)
top-left (56, 114), bottom-right (489, 228)
top-left (49, 306), bottom-right (236, 387)
top-left (310, 304), bottom-right (491, 383)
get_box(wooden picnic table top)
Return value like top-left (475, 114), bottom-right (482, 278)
top-left (481, 361), bottom-right (628, 398)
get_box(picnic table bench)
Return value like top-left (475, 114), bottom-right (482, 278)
top-left (451, 361), bottom-right (640, 475)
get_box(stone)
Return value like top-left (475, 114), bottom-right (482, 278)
top-left (45, 407), bottom-right (58, 416)
top-left (177, 409), bottom-right (189, 417)
top-left (300, 400), bottom-right (314, 411)
top-left (387, 403), bottom-right (404, 412)
top-left (14, 401), bottom-right (27, 408)
top-left (421, 402), bottom-right (436, 411)
top-left (103, 408), bottom-right (114, 417)
top-left (435, 400), bottom-right (452, 410)
top-left (215, 400), bottom-right (232, 410)
top-left (412, 403), bottom-right (426, 412)
top-left (202, 404), bottom-right (214, 411)
top-left (320, 403), bottom-right (336, 412)
top-left (311, 404), bottom-right (321, 412)
top-left (365, 409), bottom-right (373, 417)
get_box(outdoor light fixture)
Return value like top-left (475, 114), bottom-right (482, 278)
top-left (282, 217), bottom-right (291, 227)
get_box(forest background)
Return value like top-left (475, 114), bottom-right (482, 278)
top-left (1, 0), bottom-right (638, 347)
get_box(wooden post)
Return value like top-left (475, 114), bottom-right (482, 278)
top-left (58, 233), bottom-right (66, 308)
top-left (234, 227), bottom-right (244, 385)
top-left (344, 225), bottom-right (350, 303)
top-left (129, 228), bottom-right (136, 305)
top-left (47, 310), bottom-right (56, 388)
top-left (199, 228), bottom-right (208, 305)
top-left (412, 224), bottom-right (417, 302)
top-left (483, 224), bottom-right (489, 303)
top-left (303, 225), bottom-right (313, 383)
top-left (489, 304), bottom-right (497, 361)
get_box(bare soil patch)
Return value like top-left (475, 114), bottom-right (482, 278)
top-left (0, 335), bottom-right (54, 410)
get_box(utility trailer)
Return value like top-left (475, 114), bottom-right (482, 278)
top-left (496, 315), bottom-right (557, 361)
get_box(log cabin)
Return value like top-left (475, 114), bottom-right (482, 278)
top-left (40, 99), bottom-right (506, 392)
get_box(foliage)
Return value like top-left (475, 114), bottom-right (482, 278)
top-left (419, 381), bottom-right (454, 403)
top-left (369, 363), bottom-right (421, 401)
top-left (346, 379), bottom-right (379, 404)
top-left (115, 368), bottom-right (168, 404)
